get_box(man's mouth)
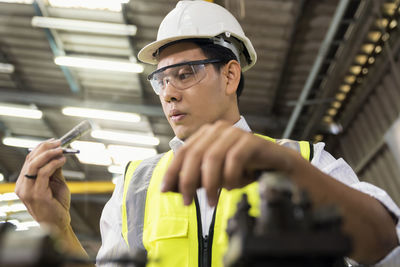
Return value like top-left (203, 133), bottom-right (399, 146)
top-left (169, 110), bottom-right (187, 122)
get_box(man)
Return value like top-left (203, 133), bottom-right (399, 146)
top-left (15, 1), bottom-right (400, 267)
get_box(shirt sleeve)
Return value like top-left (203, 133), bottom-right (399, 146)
top-left (96, 175), bottom-right (130, 267)
top-left (312, 142), bottom-right (400, 266)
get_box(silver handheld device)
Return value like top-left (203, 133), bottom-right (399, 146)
top-left (27, 120), bottom-right (92, 154)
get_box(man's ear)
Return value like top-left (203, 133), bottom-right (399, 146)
top-left (223, 60), bottom-right (241, 96)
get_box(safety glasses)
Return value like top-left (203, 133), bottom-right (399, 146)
top-left (147, 58), bottom-right (222, 95)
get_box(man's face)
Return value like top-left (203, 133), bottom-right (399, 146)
top-left (156, 42), bottom-right (235, 140)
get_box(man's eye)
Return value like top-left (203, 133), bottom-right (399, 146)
top-left (177, 72), bottom-right (194, 80)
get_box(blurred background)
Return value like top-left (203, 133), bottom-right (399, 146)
top-left (0, 0), bottom-right (400, 258)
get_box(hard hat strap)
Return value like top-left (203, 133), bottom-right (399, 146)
top-left (211, 33), bottom-right (241, 65)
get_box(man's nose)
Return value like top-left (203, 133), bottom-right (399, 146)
top-left (161, 81), bottom-right (182, 102)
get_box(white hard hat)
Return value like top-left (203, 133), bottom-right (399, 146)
top-left (138, 0), bottom-right (257, 72)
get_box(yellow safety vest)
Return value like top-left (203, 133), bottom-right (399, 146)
top-left (121, 135), bottom-right (312, 267)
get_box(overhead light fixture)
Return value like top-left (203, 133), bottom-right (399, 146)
top-left (383, 2), bottom-right (396, 16)
top-left (92, 130), bottom-right (160, 146)
top-left (361, 44), bottom-right (375, 55)
top-left (344, 75), bottom-right (356, 84)
top-left (390, 19), bottom-right (398, 29)
top-left (0, 63), bottom-right (15, 74)
top-left (3, 219), bottom-right (39, 232)
top-left (332, 101), bottom-right (342, 109)
top-left (108, 144), bottom-right (157, 165)
top-left (62, 107), bottom-right (140, 123)
top-left (367, 31), bottom-right (382, 43)
top-left (54, 56), bottom-right (143, 73)
top-left (32, 16), bottom-right (136, 36)
top-left (0, 193), bottom-right (19, 202)
top-left (2, 137), bottom-right (43, 149)
top-left (328, 122), bottom-right (343, 135)
top-left (339, 85), bottom-right (351, 93)
top-left (375, 18), bottom-right (389, 28)
top-left (70, 141), bottom-right (112, 166)
top-left (48, 0), bottom-right (129, 12)
top-left (327, 108), bottom-right (337, 116)
top-left (62, 170), bottom-right (85, 180)
top-left (0, 0), bottom-right (33, 3)
top-left (382, 33), bottom-right (390, 42)
top-left (349, 66), bottom-right (361, 75)
top-left (355, 55), bottom-right (368, 65)
top-left (0, 203), bottom-right (27, 214)
top-left (0, 103), bottom-right (42, 119)
top-left (323, 116), bottom-right (332, 123)
top-left (336, 93), bottom-right (346, 101)
top-left (368, 57), bottom-right (375, 64)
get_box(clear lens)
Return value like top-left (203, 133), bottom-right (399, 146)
top-left (149, 63), bottom-right (207, 95)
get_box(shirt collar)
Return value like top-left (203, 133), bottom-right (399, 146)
top-left (169, 115), bottom-right (252, 154)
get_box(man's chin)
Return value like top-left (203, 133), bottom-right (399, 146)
top-left (173, 126), bottom-right (192, 141)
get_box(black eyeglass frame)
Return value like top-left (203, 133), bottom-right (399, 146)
top-left (147, 58), bottom-right (223, 81)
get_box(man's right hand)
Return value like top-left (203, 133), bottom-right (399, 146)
top-left (15, 139), bottom-right (70, 232)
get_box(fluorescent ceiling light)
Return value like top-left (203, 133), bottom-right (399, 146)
top-left (92, 130), bottom-right (160, 146)
top-left (32, 16), bottom-right (136, 36)
top-left (0, 203), bottom-right (27, 213)
top-left (62, 170), bottom-right (85, 180)
top-left (108, 144), bottom-right (157, 165)
top-left (3, 137), bottom-right (43, 149)
top-left (0, 193), bottom-right (19, 202)
top-left (70, 141), bottom-right (112, 166)
top-left (48, 0), bottom-right (129, 12)
top-left (0, 0), bottom-right (33, 4)
top-left (62, 107), bottom-right (140, 122)
top-left (55, 56), bottom-right (143, 73)
top-left (0, 63), bottom-right (15, 74)
top-left (3, 219), bottom-right (39, 231)
top-left (0, 103), bottom-right (42, 119)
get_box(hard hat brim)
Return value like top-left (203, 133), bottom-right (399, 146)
top-left (138, 35), bottom-right (214, 65)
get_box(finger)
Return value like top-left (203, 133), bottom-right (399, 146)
top-left (16, 140), bottom-right (60, 196)
top-left (161, 124), bottom-right (211, 193)
top-left (162, 147), bottom-right (185, 192)
top-left (224, 134), bottom-right (260, 189)
top-left (178, 146), bottom-right (202, 205)
top-left (25, 147), bottom-right (64, 177)
top-left (35, 156), bottom-right (66, 193)
top-left (27, 138), bottom-right (59, 158)
top-left (178, 122), bottom-right (230, 205)
top-left (202, 127), bottom-right (243, 205)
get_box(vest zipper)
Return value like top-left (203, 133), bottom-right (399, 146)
top-left (194, 194), bottom-right (217, 267)
top-left (203, 235), bottom-right (209, 267)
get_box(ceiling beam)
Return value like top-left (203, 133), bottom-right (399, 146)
top-left (0, 90), bottom-right (164, 117)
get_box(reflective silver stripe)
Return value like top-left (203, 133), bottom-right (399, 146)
top-left (276, 138), bottom-right (313, 162)
top-left (124, 153), bottom-right (164, 250)
top-left (276, 138), bottom-right (301, 151)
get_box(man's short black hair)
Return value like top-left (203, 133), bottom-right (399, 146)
top-left (193, 40), bottom-right (245, 99)
top-left (157, 38), bottom-right (245, 98)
